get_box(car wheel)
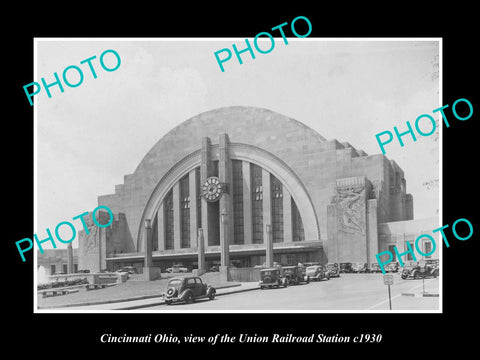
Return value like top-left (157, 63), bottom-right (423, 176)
top-left (165, 300), bottom-right (172, 305)
top-left (185, 292), bottom-right (195, 304)
top-left (208, 290), bottom-right (216, 300)
top-left (262, 275), bottom-right (273, 285)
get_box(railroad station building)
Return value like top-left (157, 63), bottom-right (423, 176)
top-left (77, 106), bottom-right (438, 278)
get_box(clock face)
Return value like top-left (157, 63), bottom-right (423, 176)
top-left (202, 176), bottom-right (222, 202)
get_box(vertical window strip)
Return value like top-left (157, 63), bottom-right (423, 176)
top-left (251, 163), bottom-right (263, 244)
top-left (180, 175), bottom-right (190, 248)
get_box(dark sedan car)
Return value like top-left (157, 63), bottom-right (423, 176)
top-left (326, 263), bottom-right (340, 277)
top-left (305, 265), bottom-right (330, 281)
top-left (339, 262), bottom-right (353, 273)
top-left (163, 276), bottom-right (216, 304)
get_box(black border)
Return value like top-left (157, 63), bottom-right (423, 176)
top-left (6, 5), bottom-right (479, 353)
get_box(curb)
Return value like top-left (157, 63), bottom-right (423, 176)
top-left (118, 285), bottom-right (259, 310)
top-left (401, 292), bottom-right (439, 298)
top-left (38, 283), bottom-right (248, 309)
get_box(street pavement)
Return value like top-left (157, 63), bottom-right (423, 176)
top-left (145, 273), bottom-right (439, 311)
top-left (41, 273), bottom-right (439, 311)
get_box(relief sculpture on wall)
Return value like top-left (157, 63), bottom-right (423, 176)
top-left (331, 185), bottom-right (365, 235)
top-left (79, 215), bottom-right (101, 255)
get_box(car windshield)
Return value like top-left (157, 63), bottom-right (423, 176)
top-left (326, 264), bottom-right (336, 269)
top-left (306, 266), bottom-right (318, 271)
top-left (262, 270), bottom-right (275, 275)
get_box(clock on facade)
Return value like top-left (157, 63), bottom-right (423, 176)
top-left (201, 176), bottom-right (224, 202)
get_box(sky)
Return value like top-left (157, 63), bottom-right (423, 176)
top-left (35, 38), bottom-right (440, 250)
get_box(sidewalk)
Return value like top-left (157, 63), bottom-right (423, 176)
top-left (401, 278), bottom-right (439, 298)
top-left (37, 280), bottom-right (259, 310)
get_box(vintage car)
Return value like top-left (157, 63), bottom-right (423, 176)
top-left (425, 259), bottom-right (439, 270)
top-left (339, 262), bottom-right (353, 273)
top-left (305, 265), bottom-right (330, 281)
top-left (326, 263), bottom-right (340, 277)
top-left (163, 276), bottom-right (216, 304)
top-left (352, 262), bottom-right (369, 273)
top-left (165, 264), bottom-right (188, 273)
top-left (116, 266), bottom-right (138, 274)
top-left (370, 263), bottom-right (382, 273)
top-left (384, 262), bottom-right (399, 273)
top-left (209, 265), bottom-right (219, 272)
top-left (401, 260), bottom-right (439, 280)
top-left (259, 268), bottom-right (288, 289)
top-left (282, 265), bottom-right (310, 285)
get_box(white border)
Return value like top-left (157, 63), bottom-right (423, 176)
top-left (33, 37), bottom-right (443, 314)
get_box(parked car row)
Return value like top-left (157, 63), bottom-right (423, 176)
top-left (340, 259), bottom-right (440, 280)
top-left (160, 258), bottom-right (441, 305)
top-left (340, 262), bottom-right (400, 273)
top-left (401, 260), bottom-right (439, 280)
top-left (259, 263), bottom-right (340, 289)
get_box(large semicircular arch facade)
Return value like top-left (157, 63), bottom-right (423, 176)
top-left (136, 142), bottom-right (321, 250)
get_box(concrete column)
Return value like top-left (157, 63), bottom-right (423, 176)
top-left (143, 219), bottom-right (161, 280)
top-left (262, 169), bottom-right (271, 244)
top-left (157, 202), bottom-right (165, 251)
top-left (265, 224), bottom-right (273, 267)
top-left (228, 154), bottom-right (234, 250)
top-left (200, 137), bottom-right (212, 246)
top-left (219, 134), bottom-right (231, 281)
top-left (173, 181), bottom-right (181, 250)
top-left (144, 219), bottom-right (153, 268)
top-left (189, 169), bottom-right (198, 248)
top-left (242, 161), bottom-right (253, 245)
top-left (283, 189), bottom-right (292, 243)
top-left (67, 243), bottom-right (74, 274)
top-left (197, 228), bottom-right (206, 275)
top-left (219, 134), bottom-right (231, 269)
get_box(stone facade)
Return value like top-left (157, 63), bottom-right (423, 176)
top-left (37, 248), bottom-right (78, 276)
top-left (77, 106), bottom-right (424, 273)
top-left (378, 217), bottom-right (439, 262)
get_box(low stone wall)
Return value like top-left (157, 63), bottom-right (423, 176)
top-left (48, 272), bottom-right (127, 285)
top-left (228, 267), bottom-right (261, 282)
